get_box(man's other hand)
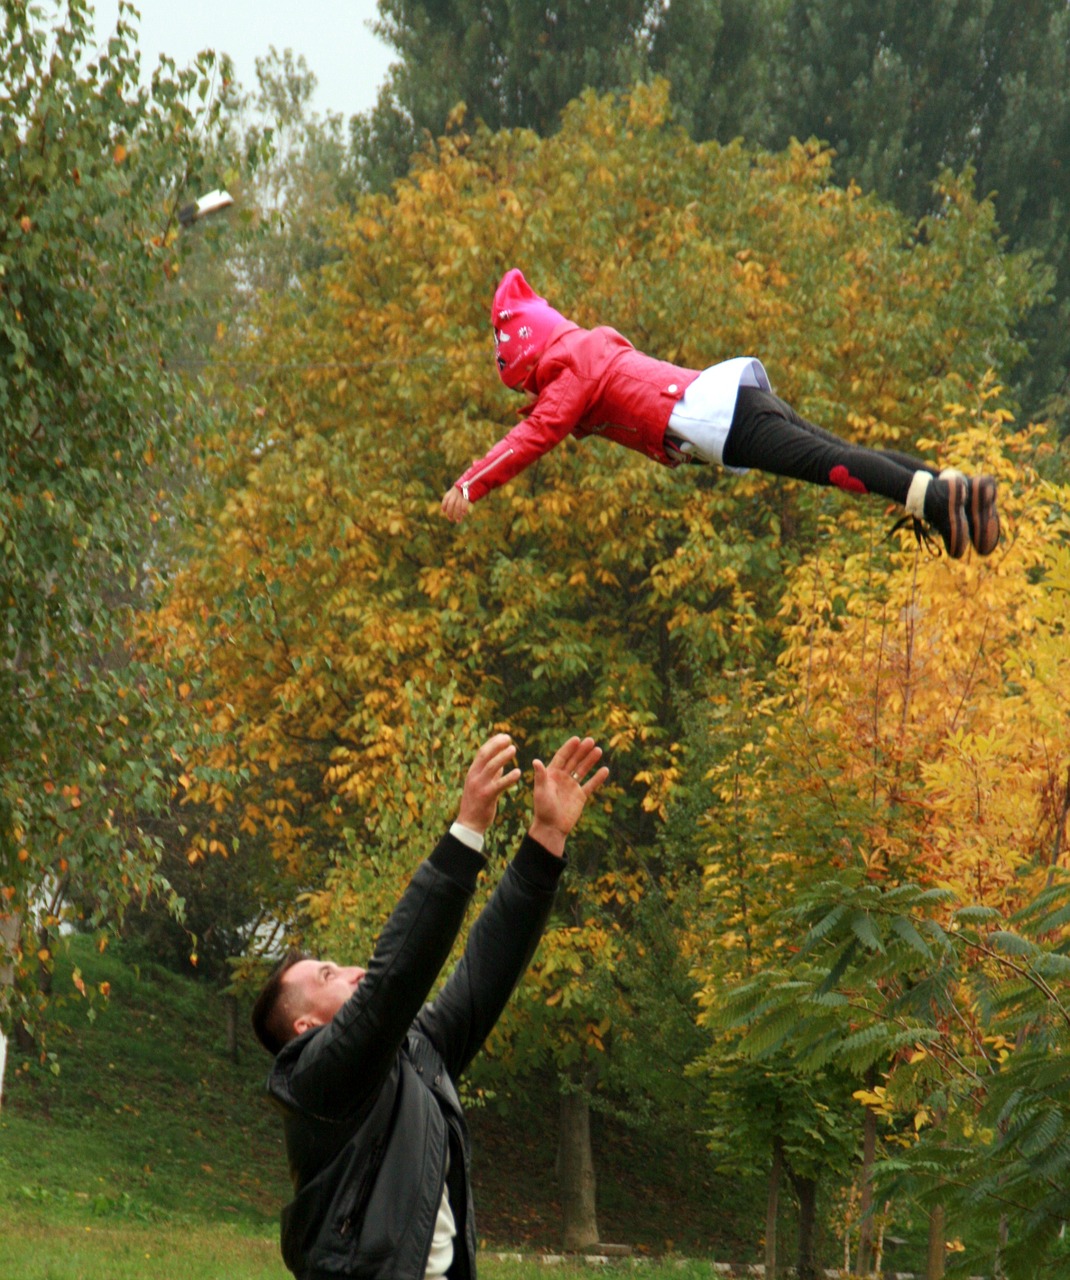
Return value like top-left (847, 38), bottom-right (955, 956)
top-left (456, 733), bottom-right (521, 835)
top-left (529, 736), bottom-right (609, 857)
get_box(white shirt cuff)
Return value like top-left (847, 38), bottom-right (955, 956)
top-left (449, 822), bottom-right (485, 853)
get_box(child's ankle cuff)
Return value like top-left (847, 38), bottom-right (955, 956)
top-left (905, 471), bottom-right (932, 519)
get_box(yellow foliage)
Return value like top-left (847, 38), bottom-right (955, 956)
top-left (694, 396), bottom-right (1070, 1028)
top-left (139, 86), bottom-right (1054, 1077)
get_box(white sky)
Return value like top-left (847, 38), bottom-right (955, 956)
top-left (92, 0), bottom-right (396, 119)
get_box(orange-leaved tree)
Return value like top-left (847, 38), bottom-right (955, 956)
top-left (690, 386), bottom-right (1070, 1270)
top-left (143, 81), bottom-right (1041, 1244)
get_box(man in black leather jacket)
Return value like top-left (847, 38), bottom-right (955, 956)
top-left (252, 732), bottom-right (609, 1280)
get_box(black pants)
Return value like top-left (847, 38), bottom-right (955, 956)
top-left (721, 386), bottom-right (937, 505)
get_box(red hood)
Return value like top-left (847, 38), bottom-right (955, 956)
top-left (491, 268), bottom-right (569, 390)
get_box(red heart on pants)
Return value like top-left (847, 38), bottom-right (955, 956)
top-left (829, 464), bottom-right (867, 494)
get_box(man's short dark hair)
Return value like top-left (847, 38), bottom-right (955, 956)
top-left (251, 950), bottom-right (309, 1056)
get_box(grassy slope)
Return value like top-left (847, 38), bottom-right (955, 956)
top-left (0, 936), bottom-right (759, 1265)
top-left (0, 936), bottom-right (288, 1233)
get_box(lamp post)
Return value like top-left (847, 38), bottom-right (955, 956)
top-left (177, 188), bottom-right (234, 227)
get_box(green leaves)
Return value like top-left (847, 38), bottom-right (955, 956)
top-left (708, 864), bottom-right (1070, 1268)
top-left (0, 0), bottom-right (238, 1037)
top-left (771, 0), bottom-right (1070, 427)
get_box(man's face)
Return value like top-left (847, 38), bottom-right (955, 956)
top-left (282, 959), bottom-right (366, 1037)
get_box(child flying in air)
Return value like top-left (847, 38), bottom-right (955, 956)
top-left (440, 269), bottom-right (1000, 559)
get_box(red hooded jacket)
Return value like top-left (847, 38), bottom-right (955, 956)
top-left (455, 316), bottom-right (703, 504)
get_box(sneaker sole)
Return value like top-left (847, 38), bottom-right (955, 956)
top-left (969, 475), bottom-right (1000, 556)
top-left (945, 474), bottom-right (969, 559)
top-left (936, 473), bottom-right (967, 558)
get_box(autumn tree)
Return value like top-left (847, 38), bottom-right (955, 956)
top-left (113, 51), bottom-right (369, 997)
top-left (147, 83), bottom-right (1042, 1242)
top-left (0, 0), bottom-right (238, 1087)
top-left (713, 868), bottom-right (1070, 1276)
top-left (691, 397), bottom-right (1070, 1271)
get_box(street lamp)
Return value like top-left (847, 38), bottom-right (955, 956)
top-left (177, 188), bottom-right (234, 227)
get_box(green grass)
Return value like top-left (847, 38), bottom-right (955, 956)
top-left (0, 936), bottom-right (761, 1278)
top-left (0, 1217), bottom-right (742, 1280)
top-left (0, 935), bottom-right (289, 1236)
top-left (0, 1218), bottom-right (286, 1280)
top-left (480, 1265), bottom-right (739, 1280)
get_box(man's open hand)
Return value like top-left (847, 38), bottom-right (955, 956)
top-left (528, 736), bottom-right (609, 857)
top-left (456, 733), bottom-right (521, 835)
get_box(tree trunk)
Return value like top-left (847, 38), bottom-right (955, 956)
top-left (765, 1135), bottom-right (784, 1279)
top-left (13, 1018), bottom-right (34, 1054)
top-left (927, 1203), bottom-right (946, 1279)
top-left (873, 1199), bottom-right (890, 1275)
top-left (855, 1075), bottom-right (878, 1275)
top-left (224, 992), bottom-right (239, 1063)
top-left (994, 1213), bottom-right (1009, 1279)
top-left (0, 912), bottom-right (20, 1111)
top-left (556, 1073), bottom-right (599, 1250)
top-left (789, 1169), bottom-right (819, 1280)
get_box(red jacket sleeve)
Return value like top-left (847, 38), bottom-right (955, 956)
top-left (453, 361), bottom-right (592, 503)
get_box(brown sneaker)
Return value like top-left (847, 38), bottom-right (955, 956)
top-left (966, 475), bottom-right (1000, 555)
top-left (924, 473), bottom-right (969, 559)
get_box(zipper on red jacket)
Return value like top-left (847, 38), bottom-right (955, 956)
top-left (461, 449), bottom-right (514, 501)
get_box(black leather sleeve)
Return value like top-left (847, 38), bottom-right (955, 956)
top-left (415, 834), bottom-right (566, 1081)
top-left (276, 832), bottom-right (486, 1120)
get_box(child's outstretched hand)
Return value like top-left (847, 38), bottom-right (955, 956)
top-left (441, 487), bottom-right (470, 523)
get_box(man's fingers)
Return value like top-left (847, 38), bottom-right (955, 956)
top-left (483, 735), bottom-right (605, 796)
top-left (474, 732), bottom-right (514, 764)
top-left (571, 741), bottom-right (603, 781)
top-left (492, 766), bottom-right (522, 795)
top-left (546, 736), bottom-right (582, 772)
top-left (467, 734), bottom-right (518, 794)
top-left (549, 737), bottom-right (602, 781)
top-left (479, 736), bottom-right (517, 776)
top-left (457, 733), bottom-right (521, 834)
top-left (582, 765), bottom-right (610, 796)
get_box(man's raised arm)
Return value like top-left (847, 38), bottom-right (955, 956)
top-left (418, 736), bottom-right (609, 1080)
top-left (279, 735), bottom-right (523, 1115)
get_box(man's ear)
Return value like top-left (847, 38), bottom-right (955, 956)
top-left (293, 1013), bottom-right (322, 1036)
